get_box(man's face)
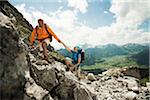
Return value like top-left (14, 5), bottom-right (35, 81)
top-left (38, 21), bottom-right (43, 27)
top-left (74, 47), bottom-right (78, 52)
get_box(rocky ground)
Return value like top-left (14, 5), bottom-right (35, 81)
top-left (24, 49), bottom-right (150, 100)
top-left (25, 50), bottom-right (95, 100)
top-left (20, 47), bottom-right (149, 100)
top-left (0, 1), bottom-right (150, 100)
top-left (85, 69), bottom-right (150, 100)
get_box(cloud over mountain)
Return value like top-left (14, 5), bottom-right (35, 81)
top-left (15, 0), bottom-right (149, 49)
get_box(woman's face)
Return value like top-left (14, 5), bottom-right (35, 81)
top-left (74, 47), bottom-right (78, 52)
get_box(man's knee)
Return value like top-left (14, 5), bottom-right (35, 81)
top-left (65, 60), bottom-right (70, 65)
top-left (42, 42), bottom-right (47, 48)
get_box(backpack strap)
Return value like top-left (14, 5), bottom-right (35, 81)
top-left (35, 26), bottom-right (38, 33)
top-left (35, 26), bottom-right (38, 39)
top-left (77, 49), bottom-right (82, 60)
top-left (44, 24), bottom-right (52, 42)
top-left (78, 49), bottom-right (82, 54)
top-left (77, 49), bottom-right (84, 63)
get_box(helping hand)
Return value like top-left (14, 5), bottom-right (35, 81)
top-left (74, 64), bottom-right (79, 68)
top-left (58, 40), bottom-right (62, 43)
top-left (29, 43), bottom-right (35, 49)
top-left (62, 42), bottom-right (66, 46)
top-left (31, 45), bottom-right (35, 49)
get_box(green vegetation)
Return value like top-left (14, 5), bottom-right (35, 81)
top-left (139, 76), bottom-right (150, 86)
top-left (81, 55), bottom-right (139, 70)
top-left (58, 43), bottom-right (149, 67)
top-left (58, 43), bottom-right (149, 71)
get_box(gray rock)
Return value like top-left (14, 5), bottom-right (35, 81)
top-left (42, 94), bottom-right (54, 100)
top-left (146, 82), bottom-right (150, 91)
top-left (102, 68), bottom-right (126, 77)
top-left (87, 73), bottom-right (97, 81)
top-left (122, 76), bottom-right (139, 92)
top-left (28, 52), bottom-right (94, 100)
top-left (0, 1), bottom-right (33, 38)
top-left (23, 94), bottom-right (36, 100)
top-left (124, 91), bottom-right (137, 100)
top-left (85, 70), bottom-right (147, 100)
top-left (0, 1), bottom-right (34, 99)
top-left (74, 85), bottom-right (93, 100)
top-left (1, 1), bottom-right (149, 100)
top-left (30, 64), bottom-right (59, 92)
top-left (0, 13), bottom-right (28, 100)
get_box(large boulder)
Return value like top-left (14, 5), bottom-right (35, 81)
top-left (0, 1), bottom-right (33, 38)
top-left (24, 71), bottom-right (49, 100)
top-left (27, 52), bottom-right (94, 100)
top-left (124, 91), bottom-right (137, 100)
top-left (0, 1), bottom-right (33, 99)
top-left (1, 1), bottom-right (149, 100)
top-left (0, 12), bottom-right (28, 100)
top-left (102, 68), bottom-right (127, 77)
top-left (122, 76), bottom-right (139, 92)
top-left (87, 73), bottom-right (97, 81)
top-left (85, 68), bottom-right (149, 100)
top-left (74, 85), bottom-right (93, 100)
top-left (30, 63), bottom-right (59, 92)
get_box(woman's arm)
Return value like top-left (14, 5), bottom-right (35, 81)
top-left (76, 54), bottom-right (81, 65)
top-left (62, 42), bottom-right (72, 52)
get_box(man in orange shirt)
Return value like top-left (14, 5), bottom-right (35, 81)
top-left (30, 19), bottom-right (62, 61)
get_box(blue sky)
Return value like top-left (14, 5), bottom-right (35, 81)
top-left (78, 0), bottom-right (115, 28)
top-left (9, 0), bottom-right (149, 49)
top-left (9, 0), bottom-right (115, 28)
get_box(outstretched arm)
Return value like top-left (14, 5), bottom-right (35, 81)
top-left (62, 42), bottom-right (72, 53)
top-left (76, 54), bottom-right (81, 66)
top-left (46, 25), bottom-right (61, 43)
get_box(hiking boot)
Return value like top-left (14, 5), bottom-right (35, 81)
top-left (47, 44), bottom-right (54, 52)
top-left (43, 57), bottom-right (53, 64)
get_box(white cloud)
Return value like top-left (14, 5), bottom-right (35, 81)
top-left (110, 0), bottom-right (150, 28)
top-left (107, 0), bottom-right (149, 44)
top-left (104, 11), bottom-right (108, 14)
top-left (100, 0), bottom-right (103, 2)
top-left (15, 0), bottom-right (149, 49)
top-left (15, 4), bottom-right (34, 24)
top-left (58, 0), bottom-right (62, 3)
top-left (67, 0), bottom-right (88, 13)
top-left (15, 3), bottom-right (79, 49)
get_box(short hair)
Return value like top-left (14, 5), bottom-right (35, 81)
top-left (38, 19), bottom-right (44, 23)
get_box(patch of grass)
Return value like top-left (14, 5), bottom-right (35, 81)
top-left (139, 76), bottom-right (150, 86)
top-left (81, 55), bottom-right (140, 70)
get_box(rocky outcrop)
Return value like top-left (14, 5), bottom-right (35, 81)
top-left (0, 12), bottom-right (28, 100)
top-left (0, 8), bottom-right (94, 99)
top-left (0, 1), bottom-right (32, 100)
top-left (87, 73), bottom-right (97, 81)
top-left (83, 68), bottom-right (150, 100)
top-left (0, 1), bottom-right (32, 38)
top-left (26, 51), bottom-right (94, 100)
top-left (26, 50), bottom-right (150, 100)
top-left (0, 1), bottom-right (94, 100)
top-left (0, 1), bottom-right (149, 100)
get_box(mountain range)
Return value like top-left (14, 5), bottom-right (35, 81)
top-left (58, 43), bottom-right (149, 68)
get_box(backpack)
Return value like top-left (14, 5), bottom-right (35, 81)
top-left (78, 49), bottom-right (85, 63)
top-left (36, 24), bottom-right (52, 42)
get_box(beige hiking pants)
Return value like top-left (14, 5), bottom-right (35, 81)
top-left (38, 38), bottom-right (50, 51)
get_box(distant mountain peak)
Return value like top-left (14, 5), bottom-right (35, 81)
top-left (80, 43), bottom-right (95, 49)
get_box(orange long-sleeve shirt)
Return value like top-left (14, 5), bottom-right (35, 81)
top-left (30, 24), bottom-right (60, 45)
